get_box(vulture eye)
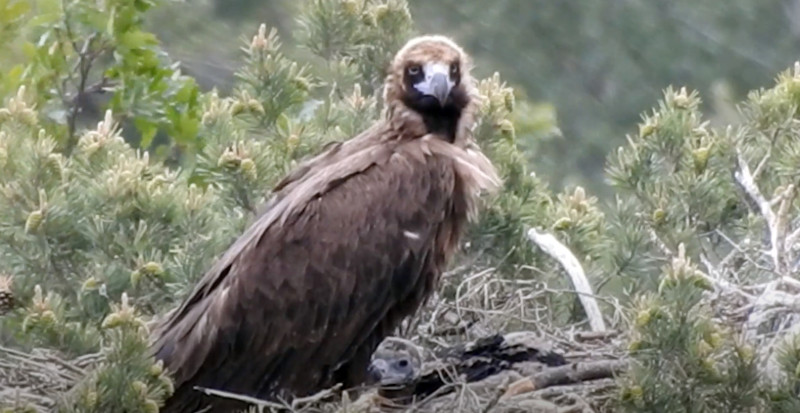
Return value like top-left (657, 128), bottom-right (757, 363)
top-left (450, 63), bottom-right (459, 75)
top-left (407, 65), bottom-right (422, 76)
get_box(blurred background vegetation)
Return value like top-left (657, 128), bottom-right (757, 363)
top-left (147, 0), bottom-right (800, 196)
top-left (8, 0), bottom-right (797, 196)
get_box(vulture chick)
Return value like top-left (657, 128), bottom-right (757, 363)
top-left (367, 333), bottom-right (567, 404)
top-left (151, 35), bottom-right (500, 413)
top-left (366, 337), bottom-right (424, 403)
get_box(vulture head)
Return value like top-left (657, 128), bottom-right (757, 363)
top-left (384, 35), bottom-right (478, 143)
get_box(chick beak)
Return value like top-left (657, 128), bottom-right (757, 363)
top-left (368, 359), bottom-right (387, 383)
top-left (414, 63), bottom-right (454, 106)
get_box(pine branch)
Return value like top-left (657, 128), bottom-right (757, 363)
top-left (733, 148), bottom-right (796, 274)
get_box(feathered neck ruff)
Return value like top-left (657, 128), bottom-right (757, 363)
top-left (270, 35), bottom-right (501, 215)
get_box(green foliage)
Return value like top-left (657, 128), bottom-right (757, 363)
top-left (235, 25), bottom-right (316, 128)
top-left (766, 334), bottom-right (800, 412)
top-left (0, 95), bottom-right (240, 353)
top-left (603, 64), bottom-right (800, 297)
top-left (619, 245), bottom-right (761, 412)
top-left (604, 86), bottom-right (738, 294)
top-left (610, 63), bottom-right (800, 412)
top-left (297, 0), bottom-right (414, 94)
top-left (0, 0), bottom-right (33, 98)
top-left (58, 293), bottom-right (174, 413)
top-left (18, 285), bottom-right (100, 356)
top-left (5, 0), bottom-right (202, 155)
top-left (464, 73), bottom-right (554, 270)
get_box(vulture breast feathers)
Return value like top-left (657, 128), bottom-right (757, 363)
top-left (151, 35), bottom-right (500, 413)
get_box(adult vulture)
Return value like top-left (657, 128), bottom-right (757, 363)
top-left (151, 35), bottom-right (500, 413)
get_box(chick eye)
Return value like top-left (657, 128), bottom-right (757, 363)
top-left (407, 65), bottom-right (421, 76)
top-left (397, 359), bottom-right (409, 369)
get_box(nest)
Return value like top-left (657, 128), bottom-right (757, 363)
top-left (182, 264), bottom-right (629, 413)
top-left (0, 264), bottom-right (628, 413)
top-left (183, 329), bottom-right (626, 413)
top-left (0, 346), bottom-right (101, 412)
top-left (356, 329), bottom-right (627, 413)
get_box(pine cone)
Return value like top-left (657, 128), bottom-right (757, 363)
top-left (0, 275), bottom-right (14, 315)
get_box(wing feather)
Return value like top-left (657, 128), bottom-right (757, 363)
top-left (153, 135), bottom-right (460, 413)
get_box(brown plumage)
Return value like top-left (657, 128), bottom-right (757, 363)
top-left (151, 35), bottom-right (500, 413)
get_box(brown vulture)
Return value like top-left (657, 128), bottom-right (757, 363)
top-left (151, 35), bottom-right (500, 413)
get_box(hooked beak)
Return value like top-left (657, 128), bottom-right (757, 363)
top-left (413, 62), bottom-right (454, 106)
top-left (368, 359), bottom-right (387, 383)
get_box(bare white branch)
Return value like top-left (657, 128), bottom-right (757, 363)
top-left (752, 149), bottom-right (772, 182)
top-left (773, 184), bottom-right (796, 273)
top-left (526, 228), bottom-right (607, 332)
top-left (735, 150), bottom-right (774, 228)
top-left (733, 149), bottom-right (791, 273)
